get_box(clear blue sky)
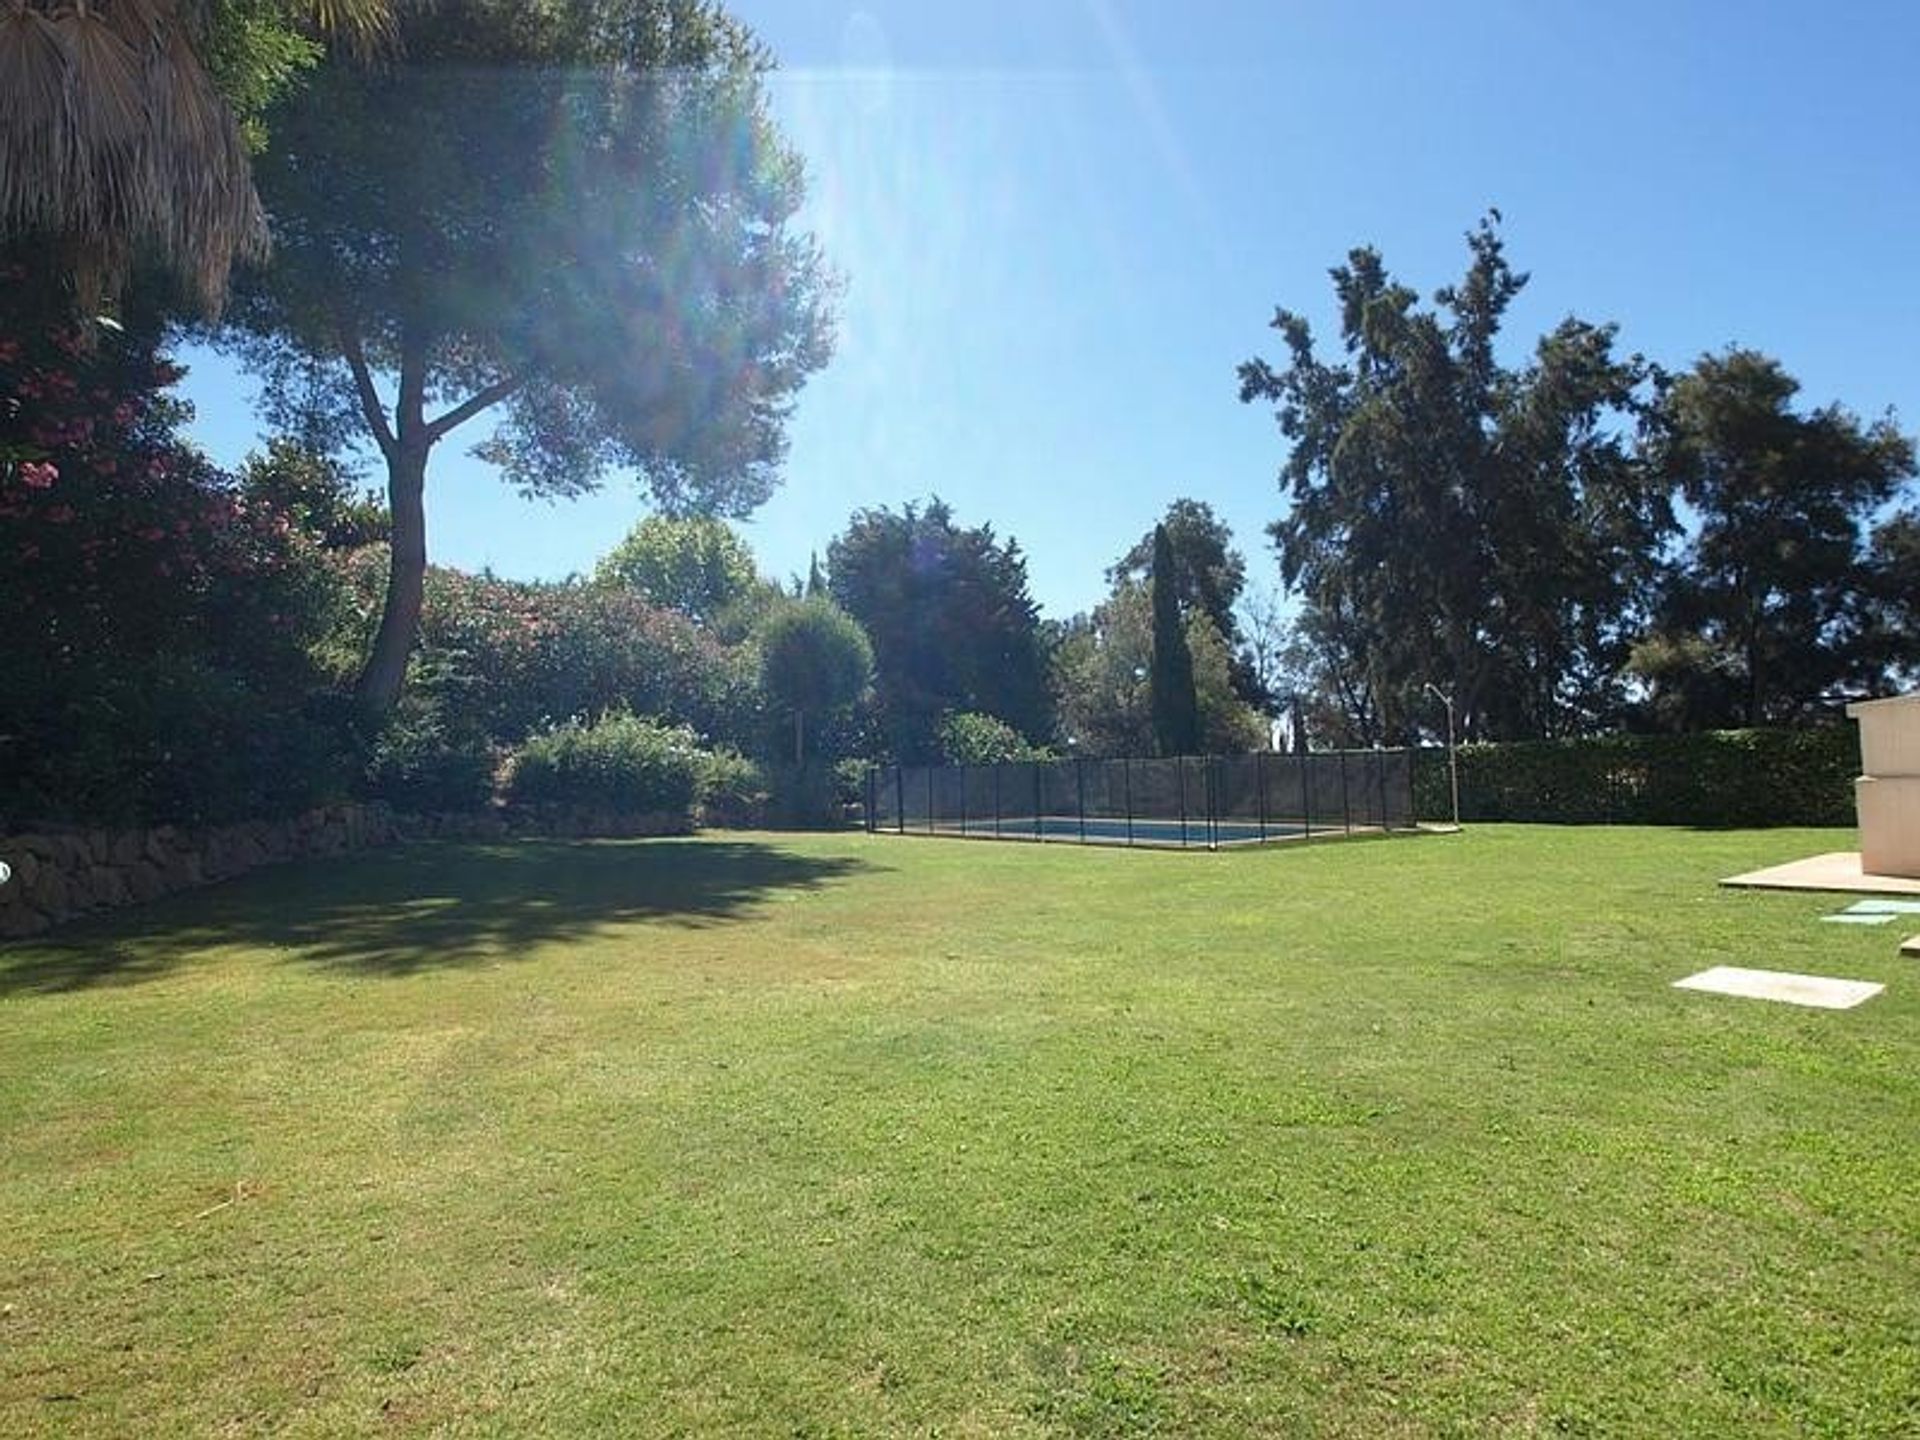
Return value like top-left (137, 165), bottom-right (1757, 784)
top-left (176, 0), bottom-right (1920, 620)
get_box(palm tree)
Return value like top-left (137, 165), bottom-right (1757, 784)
top-left (0, 0), bottom-right (387, 313)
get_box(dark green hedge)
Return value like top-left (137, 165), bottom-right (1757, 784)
top-left (1412, 727), bottom-right (1856, 828)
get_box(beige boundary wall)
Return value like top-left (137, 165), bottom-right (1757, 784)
top-left (1847, 694), bottom-right (1920, 880)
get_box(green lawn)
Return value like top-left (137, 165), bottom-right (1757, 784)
top-left (2, 826), bottom-right (1916, 1436)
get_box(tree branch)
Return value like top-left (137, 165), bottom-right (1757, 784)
top-left (425, 375), bottom-right (525, 445)
top-left (340, 329), bottom-right (396, 461)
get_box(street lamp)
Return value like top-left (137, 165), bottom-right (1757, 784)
top-left (1423, 682), bottom-right (1460, 830)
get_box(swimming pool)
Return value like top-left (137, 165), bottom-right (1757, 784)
top-left (921, 815), bottom-right (1306, 847)
top-left (868, 753), bottom-right (1418, 849)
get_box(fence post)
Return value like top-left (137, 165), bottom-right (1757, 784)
top-left (927, 764), bottom-right (936, 834)
top-left (1124, 757), bottom-right (1134, 846)
top-left (1257, 752), bottom-right (1269, 842)
top-left (1300, 747), bottom-right (1312, 840)
top-left (865, 766), bottom-right (875, 833)
top-left (993, 762), bottom-right (1003, 838)
top-left (958, 762), bottom-right (968, 836)
top-left (1339, 749), bottom-right (1353, 835)
top-left (1177, 758), bottom-right (1189, 847)
top-left (895, 766), bottom-right (905, 835)
top-left (1033, 761), bottom-right (1043, 842)
top-left (1206, 758), bottom-right (1219, 851)
top-left (1376, 749), bottom-right (1389, 831)
top-left (1076, 759), bottom-right (1087, 843)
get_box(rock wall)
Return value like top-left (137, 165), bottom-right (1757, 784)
top-left (0, 804), bottom-right (692, 940)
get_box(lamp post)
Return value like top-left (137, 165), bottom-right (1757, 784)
top-left (1424, 682), bottom-right (1459, 829)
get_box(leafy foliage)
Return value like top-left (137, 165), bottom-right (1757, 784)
top-left (936, 711), bottom-right (1050, 765)
top-left (223, 0), bottom-right (836, 711)
top-left (362, 687), bottom-right (497, 813)
top-left (1111, 498), bottom-right (1262, 703)
top-left (826, 499), bottom-right (1052, 761)
top-left (1149, 523), bottom-right (1200, 756)
top-left (1, 270), bottom-right (352, 824)
top-left (1052, 583), bottom-right (1264, 758)
top-left (1629, 350), bottom-right (1917, 729)
top-left (1412, 727), bottom-right (1856, 827)
top-left (504, 712), bottom-right (710, 814)
top-left (329, 559), bottom-right (760, 747)
top-left (594, 514), bottom-right (764, 627)
top-left (1239, 217), bottom-right (1672, 742)
top-left (755, 597), bottom-right (872, 763)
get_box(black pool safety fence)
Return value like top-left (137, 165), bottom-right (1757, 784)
top-left (865, 751), bottom-right (1417, 850)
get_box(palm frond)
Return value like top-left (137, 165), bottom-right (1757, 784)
top-left (0, 0), bottom-right (269, 314)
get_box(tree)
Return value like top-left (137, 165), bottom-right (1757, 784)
top-left (1148, 524), bottom-right (1200, 755)
top-left (1052, 582), bottom-right (1261, 757)
top-left (826, 499), bottom-right (1052, 760)
top-left (595, 514), bottom-right (761, 626)
top-left (1865, 509), bottom-right (1920, 690)
top-left (1631, 349), bottom-right (1915, 727)
top-left (1238, 217), bottom-right (1670, 742)
top-left (223, 0), bottom-right (835, 715)
top-left (1112, 498), bottom-right (1265, 705)
top-left (1050, 598), bottom-right (1153, 759)
top-left (237, 439), bottom-right (388, 551)
top-left (1110, 498), bottom-right (1247, 646)
top-left (756, 598), bottom-right (872, 764)
top-left (0, 0), bottom-right (391, 314)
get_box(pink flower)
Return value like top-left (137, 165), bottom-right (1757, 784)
top-left (19, 461), bottom-right (57, 490)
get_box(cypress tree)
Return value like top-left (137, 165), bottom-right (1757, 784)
top-left (1149, 523), bottom-right (1200, 755)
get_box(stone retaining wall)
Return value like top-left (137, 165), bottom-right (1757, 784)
top-left (0, 804), bottom-right (692, 940)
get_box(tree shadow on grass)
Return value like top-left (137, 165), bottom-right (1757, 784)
top-left (0, 837), bottom-right (884, 994)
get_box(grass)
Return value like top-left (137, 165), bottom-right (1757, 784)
top-left (1, 825), bottom-right (1916, 1436)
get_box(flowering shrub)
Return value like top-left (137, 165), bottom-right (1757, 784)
top-left (1, 261), bottom-right (353, 824)
top-left (504, 713), bottom-right (712, 815)
top-left (322, 554), bottom-right (761, 748)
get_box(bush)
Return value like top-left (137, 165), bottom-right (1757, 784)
top-left (697, 747), bottom-right (768, 826)
top-left (363, 700), bottom-right (497, 813)
top-left (760, 763), bottom-right (857, 830)
top-left (0, 654), bottom-right (354, 828)
top-left (505, 713), bottom-right (709, 816)
top-left (1412, 727), bottom-right (1857, 828)
top-left (326, 560), bottom-right (760, 749)
top-left (1, 277), bottom-right (358, 827)
top-left (936, 710), bottom-right (1049, 765)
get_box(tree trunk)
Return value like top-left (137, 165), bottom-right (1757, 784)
top-left (354, 443), bottom-right (429, 718)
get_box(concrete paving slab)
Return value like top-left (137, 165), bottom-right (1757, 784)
top-left (1903, 934), bottom-right (1920, 958)
top-left (1845, 898), bottom-right (1920, 915)
top-left (1822, 912), bottom-right (1896, 925)
top-left (1673, 965), bottom-right (1884, 1010)
top-left (1721, 852), bottom-right (1920, 896)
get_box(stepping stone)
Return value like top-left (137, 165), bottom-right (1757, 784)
top-left (1903, 934), bottom-right (1920, 958)
top-left (1673, 965), bottom-right (1883, 1010)
top-left (1846, 899), bottom-right (1920, 915)
top-left (1823, 912), bottom-right (1896, 925)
